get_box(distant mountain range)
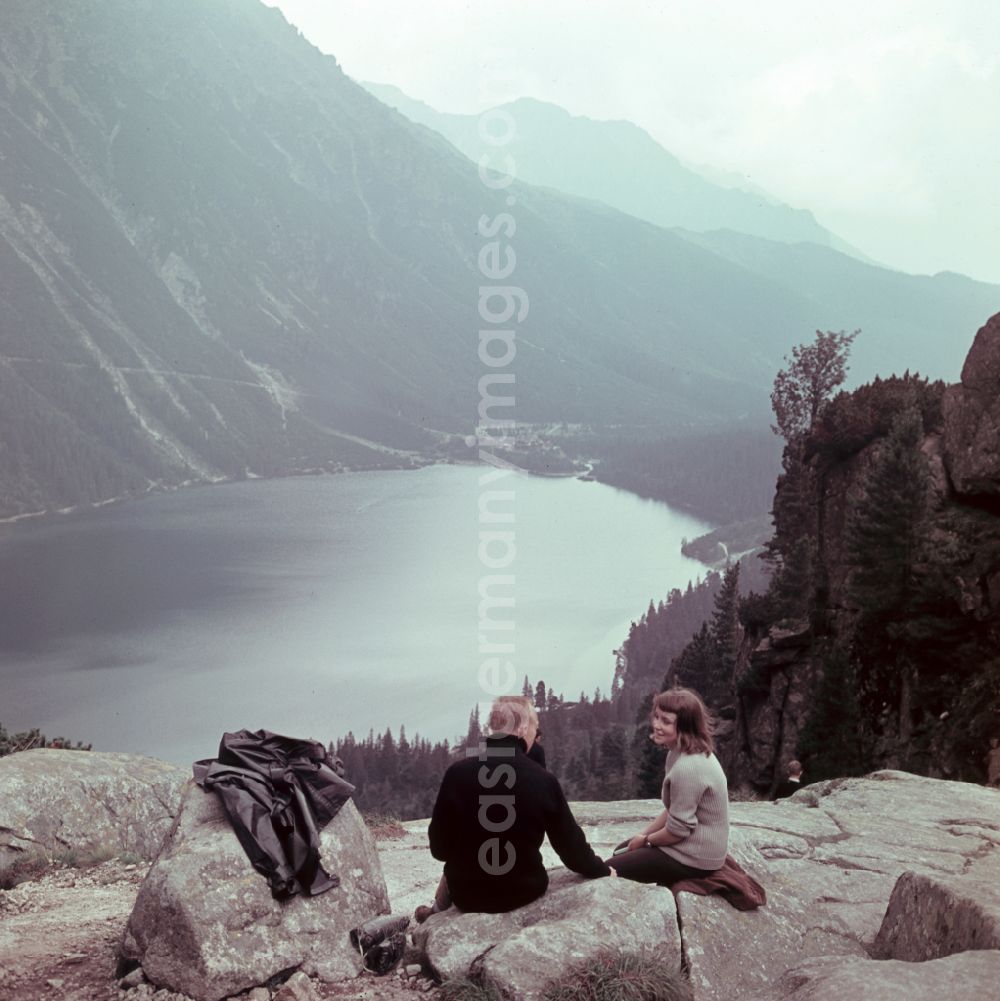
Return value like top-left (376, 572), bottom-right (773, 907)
top-left (0, 0), bottom-right (997, 518)
top-left (363, 84), bottom-right (872, 260)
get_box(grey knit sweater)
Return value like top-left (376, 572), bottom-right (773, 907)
top-left (659, 749), bottom-right (729, 870)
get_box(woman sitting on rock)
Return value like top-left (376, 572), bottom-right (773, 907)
top-left (608, 687), bottom-right (729, 886)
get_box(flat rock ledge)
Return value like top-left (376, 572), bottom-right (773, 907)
top-left (773, 951), bottom-right (1000, 1000)
top-left (384, 771), bottom-right (1000, 1000)
top-left (120, 781), bottom-right (390, 1001)
top-left (0, 749), bottom-right (187, 865)
top-left (873, 869), bottom-right (1000, 961)
top-left (411, 870), bottom-right (681, 1000)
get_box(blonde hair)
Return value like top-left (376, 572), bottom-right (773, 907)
top-left (488, 695), bottom-right (535, 736)
top-left (653, 687), bottom-right (715, 755)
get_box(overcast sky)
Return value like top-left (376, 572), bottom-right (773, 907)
top-left (266, 1), bottom-right (999, 285)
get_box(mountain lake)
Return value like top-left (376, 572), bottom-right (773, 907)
top-left (0, 464), bottom-right (711, 766)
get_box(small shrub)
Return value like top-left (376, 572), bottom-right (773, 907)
top-left (362, 811), bottom-right (407, 840)
top-left (439, 975), bottom-right (506, 1001)
top-left (52, 844), bottom-right (119, 869)
top-left (0, 851), bottom-right (50, 890)
top-left (541, 949), bottom-right (693, 1001)
top-left (0, 841), bottom-right (131, 888)
top-left (0, 723), bottom-right (92, 757)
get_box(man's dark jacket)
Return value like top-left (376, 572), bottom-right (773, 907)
top-left (773, 777), bottom-right (802, 800)
top-left (428, 733), bottom-right (609, 912)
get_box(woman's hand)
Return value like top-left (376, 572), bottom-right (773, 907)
top-left (626, 834), bottom-right (647, 852)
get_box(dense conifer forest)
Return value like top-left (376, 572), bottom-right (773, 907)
top-left (588, 429), bottom-right (782, 523)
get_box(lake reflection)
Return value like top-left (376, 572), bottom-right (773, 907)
top-left (0, 466), bottom-right (711, 766)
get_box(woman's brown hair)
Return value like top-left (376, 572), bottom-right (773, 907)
top-left (653, 687), bottom-right (715, 755)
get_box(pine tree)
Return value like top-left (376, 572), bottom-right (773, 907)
top-left (797, 647), bottom-right (867, 780)
top-left (708, 562), bottom-right (741, 701)
top-left (764, 453), bottom-right (819, 618)
top-left (595, 727), bottom-right (628, 800)
top-left (846, 407), bottom-right (928, 619)
top-left (668, 622), bottom-right (715, 693)
top-left (845, 406), bottom-right (930, 730)
top-left (534, 680), bottom-right (547, 710)
top-left (465, 706), bottom-right (482, 747)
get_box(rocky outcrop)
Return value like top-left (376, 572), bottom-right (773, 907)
top-left (412, 870), bottom-right (681, 999)
top-left (872, 869), bottom-right (1000, 961)
top-left (724, 314), bottom-right (1000, 791)
top-left (383, 773), bottom-right (1000, 1000)
top-left (678, 771), bottom-right (1000, 1000)
top-left (120, 781), bottom-right (389, 1001)
top-left (726, 621), bottom-right (815, 790)
top-left (942, 312), bottom-right (1000, 499)
top-left (0, 749), bottom-right (186, 865)
top-left (773, 951), bottom-right (1000, 1000)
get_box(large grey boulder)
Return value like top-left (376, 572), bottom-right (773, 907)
top-left (411, 871), bottom-right (681, 1000)
top-left (772, 951), bottom-right (1000, 1000)
top-left (0, 749), bottom-right (187, 865)
top-left (120, 781), bottom-right (389, 1001)
top-left (872, 869), bottom-right (1000, 960)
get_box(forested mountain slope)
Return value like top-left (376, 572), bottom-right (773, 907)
top-left (1, 0), bottom-right (996, 517)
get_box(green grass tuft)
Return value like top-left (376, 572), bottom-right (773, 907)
top-left (438, 975), bottom-right (506, 1001)
top-left (540, 949), bottom-right (693, 1001)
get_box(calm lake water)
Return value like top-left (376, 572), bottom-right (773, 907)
top-left (0, 465), bottom-right (710, 767)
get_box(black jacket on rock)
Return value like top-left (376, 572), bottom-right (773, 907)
top-left (193, 729), bottom-right (355, 900)
top-left (428, 733), bottom-right (610, 912)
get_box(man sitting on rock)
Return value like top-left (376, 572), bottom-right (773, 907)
top-left (773, 759), bottom-right (804, 800)
top-left (417, 695), bottom-right (611, 918)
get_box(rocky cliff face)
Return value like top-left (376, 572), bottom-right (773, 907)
top-left (723, 313), bottom-right (1000, 791)
top-left (943, 312), bottom-right (1000, 501)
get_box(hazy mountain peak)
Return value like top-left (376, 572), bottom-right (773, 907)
top-left (362, 81), bottom-right (849, 252)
